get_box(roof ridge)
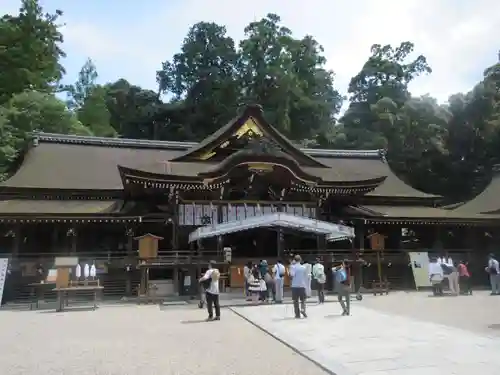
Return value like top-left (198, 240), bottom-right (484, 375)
top-left (31, 131), bottom-right (384, 159)
top-left (32, 131), bottom-right (198, 150)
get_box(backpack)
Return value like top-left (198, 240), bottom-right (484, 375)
top-left (338, 269), bottom-right (347, 283)
top-left (488, 261), bottom-right (499, 275)
top-left (441, 264), bottom-right (453, 275)
top-left (278, 264), bottom-right (285, 277)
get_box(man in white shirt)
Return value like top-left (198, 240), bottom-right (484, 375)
top-left (272, 260), bottom-right (285, 303)
top-left (199, 260), bottom-right (220, 321)
top-left (428, 257), bottom-right (444, 296)
top-left (312, 257), bottom-right (326, 303)
top-left (289, 255), bottom-right (307, 318)
top-left (486, 254), bottom-right (500, 295)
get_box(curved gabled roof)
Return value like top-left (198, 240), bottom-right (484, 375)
top-left (450, 170), bottom-right (500, 214)
top-left (0, 130), bottom-right (438, 200)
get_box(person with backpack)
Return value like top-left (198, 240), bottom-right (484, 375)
top-left (333, 262), bottom-right (350, 316)
top-left (312, 257), bottom-right (326, 303)
top-left (485, 254), bottom-right (500, 295)
top-left (199, 260), bottom-right (221, 321)
top-left (272, 260), bottom-right (285, 303)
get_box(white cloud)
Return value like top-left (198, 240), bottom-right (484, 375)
top-left (5, 0), bottom-right (500, 104)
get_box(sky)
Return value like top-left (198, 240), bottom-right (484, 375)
top-left (3, 0), bottom-right (500, 105)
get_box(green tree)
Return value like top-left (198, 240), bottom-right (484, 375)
top-left (337, 42), bottom-right (431, 149)
top-left (77, 86), bottom-right (116, 137)
top-left (157, 22), bottom-right (240, 139)
top-left (0, 91), bottom-right (92, 178)
top-left (238, 14), bottom-right (342, 141)
top-left (66, 58), bottom-right (98, 110)
top-left (65, 59), bottom-right (116, 137)
top-left (0, 0), bottom-right (65, 104)
top-left (104, 79), bottom-right (168, 140)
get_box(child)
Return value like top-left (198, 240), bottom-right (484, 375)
top-left (247, 269), bottom-right (262, 303)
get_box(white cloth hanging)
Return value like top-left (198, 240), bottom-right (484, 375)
top-left (83, 264), bottom-right (90, 278)
top-left (90, 264), bottom-right (96, 278)
top-left (75, 264), bottom-right (81, 278)
top-left (447, 257), bottom-right (453, 265)
top-left (437, 257), bottom-right (443, 264)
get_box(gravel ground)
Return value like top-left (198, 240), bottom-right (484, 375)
top-left (360, 290), bottom-right (500, 335)
top-left (0, 304), bottom-right (326, 375)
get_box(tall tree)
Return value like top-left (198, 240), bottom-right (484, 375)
top-left (157, 22), bottom-right (240, 139)
top-left (104, 79), bottom-right (167, 140)
top-left (238, 14), bottom-right (342, 141)
top-left (66, 59), bottom-right (116, 137)
top-left (66, 58), bottom-right (98, 110)
top-left (0, 91), bottom-right (92, 178)
top-left (337, 42), bottom-right (431, 149)
top-left (0, 0), bottom-right (65, 104)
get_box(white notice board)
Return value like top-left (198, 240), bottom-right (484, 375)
top-left (408, 252), bottom-right (431, 289)
top-left (0, 258), bottom-right (9, 303)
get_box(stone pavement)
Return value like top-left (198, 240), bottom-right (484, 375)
top-left (0, 304), bottom-right (326, 375)
top-left (231, 297), bottom-right (500, 375)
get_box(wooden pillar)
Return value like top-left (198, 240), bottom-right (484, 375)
top-left (357, 221), bottom-right (365, 252)
top-left (51, 225), bottom-right (59, 253)
top-left (125, 227), bottom-right (134, 296)
top-left (432, 226), bottom-right (443, 254)
top-left (67, 227), bottom-right (77, 254)
top-left (276, 203), bottom-right (284, 259)
top-left (10, 224), bottom-right (20, 258)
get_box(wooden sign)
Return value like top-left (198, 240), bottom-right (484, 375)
top-left (369, 233), bottom-right (386, 250)
top-left (56, 267), bottom-right (70, 288)
top-left (135, 233), bottom-right (163, 259)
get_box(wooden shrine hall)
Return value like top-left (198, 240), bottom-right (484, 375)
top-left (1, 104), bottom-right (500, 301)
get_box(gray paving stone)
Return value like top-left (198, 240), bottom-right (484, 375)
top-left (0, 305), bottom-right (327, 375)
top-left (232, 298), bottom-right (500, 375)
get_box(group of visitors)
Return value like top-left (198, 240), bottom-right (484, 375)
top-left (242, 256), bottom-right (351, 318)
top-left (428, 253), bottom-right (500, 296)
top-left (243, 259), bottom-right (286, 303)
top-left (428, 256), bottom-right (471, 296)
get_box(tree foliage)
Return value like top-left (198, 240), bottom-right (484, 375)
top-left (0, 0), bottom-right (65, 104)
top-left (1, 3), bottom-right (500, 203)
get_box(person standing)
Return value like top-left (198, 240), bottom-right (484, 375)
top-left (272, 260), bottom-right (285, 303)
top-left (303, 258), bottom-right (312, 298)
top-left (312, 257), bottom-right (326, 303)
top-left (458, 260), bottom-right (472, 295)
top-left (243, 262), bottom-right (252, 300)
top-left (333, 262), bottom-right (350, 316)
top-left (443, 259), bottom-right (459, 296)
top-left (485, 254), bottom-right (500, 295)
top-left (289, 255), bottom-right (307, 319)
top-left (199, 261), bottom-right (221, 321)
top-left (429, 257), bottom-right (444, 296)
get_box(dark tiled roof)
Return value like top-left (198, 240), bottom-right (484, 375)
top-left (362, 205), bottom-right (483, 219)
top-left (345, 205), bottom-right (500, 223)
top-left (0, 132), bottom-right (437, 199)
top-left (450, 174), bottom-right (500, 214)
top-left (0, 199), bottom-right (121, 215)
top-left (314, 156), bottom-right (436, 198)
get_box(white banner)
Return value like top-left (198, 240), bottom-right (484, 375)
top-left (0, 258), bottom-right (9, 304)
top-left (408, 252), bottom-right (431, 289)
